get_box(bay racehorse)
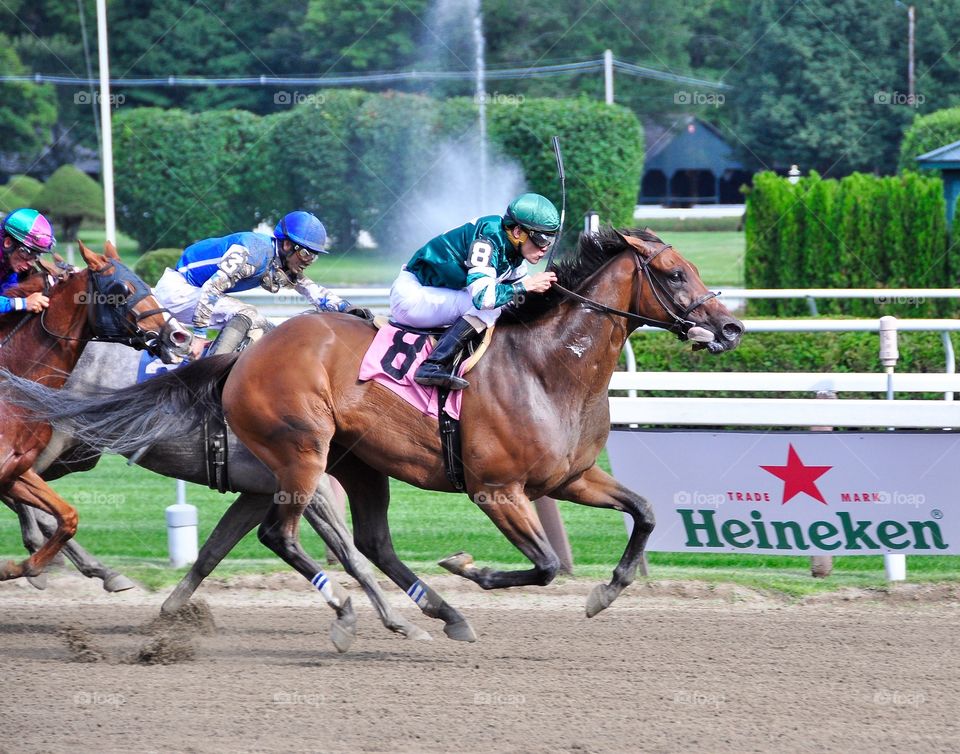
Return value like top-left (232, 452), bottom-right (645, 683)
top-left (0, 241), bottom-right (190, 581)
top-left (0, 228), bottom-right (742, 640)
top-left (13, 338), bottom-right (429, 650)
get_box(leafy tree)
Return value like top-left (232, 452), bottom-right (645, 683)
top-left (33, 164), bottom-right (104, 243)
top-left (723, 0), bottom-right (911, 175)
top-left (899, 106), bottom-right (960, 171)
top-left (0, 39), bottom-right (57, 158)
top-left (0, 175), bottom-right (43, 213)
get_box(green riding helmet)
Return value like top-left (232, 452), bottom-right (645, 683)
top-left (504, 193), bottom-right (560, 233)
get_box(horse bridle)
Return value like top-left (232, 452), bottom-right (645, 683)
top-left (39, 262), bottom-right (172, 351)
top-left (553, 243), bottom-right (718, 337)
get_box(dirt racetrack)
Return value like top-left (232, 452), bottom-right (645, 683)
top-left (2, 572), bottom-right (959, 753)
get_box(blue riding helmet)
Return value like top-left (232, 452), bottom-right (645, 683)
top-left (274, 211), bottom-right (328, 255)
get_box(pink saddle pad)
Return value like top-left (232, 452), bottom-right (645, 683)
top-left (358, 324), bottom-right (463, 420)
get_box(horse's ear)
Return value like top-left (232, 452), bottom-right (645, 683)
top-left (78, 239), bottom-right (109, 271)
top-left (104, 240), bottom-right (120, 260)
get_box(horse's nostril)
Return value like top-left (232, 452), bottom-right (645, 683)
top-left (722, 322), bottom-right (743, 340)
top-left (171, 330), bottom-right (191, 345)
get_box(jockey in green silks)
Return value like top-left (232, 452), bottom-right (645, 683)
top-left (389, 193), bottom-right (560, 390)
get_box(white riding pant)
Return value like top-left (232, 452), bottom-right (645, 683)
top-left (389, 269), bottom-right (501, 329)
top-left (154, 268), bottom-right (262, 331)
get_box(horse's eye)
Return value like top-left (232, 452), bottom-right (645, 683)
top-left (669, 269), bottom-right (684, 284)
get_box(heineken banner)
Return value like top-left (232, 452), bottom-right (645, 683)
top-left (606, 430), bottom-right (959, 554)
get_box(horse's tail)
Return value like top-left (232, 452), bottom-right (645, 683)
top-left (0, 354), bottom-right (239, 456)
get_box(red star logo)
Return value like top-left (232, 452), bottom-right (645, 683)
top-left (760, 444), bottom-right (832, 505)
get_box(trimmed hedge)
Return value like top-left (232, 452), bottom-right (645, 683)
top-left (114, 108), bottom-right (265, 251)
top-left (113, 93), bottom-right (645, 256)
top-left (133, 248), bottom-right (181, 286)
top-left (744, 171), bottom-right (951, 317)
top-left (628, 329), bottom-right (959, 396)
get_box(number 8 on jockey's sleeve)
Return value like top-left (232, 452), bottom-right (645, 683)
top-left (153, 210), bottom-right (362, 359)
top-left (388, 192), bottom-right (561, 391)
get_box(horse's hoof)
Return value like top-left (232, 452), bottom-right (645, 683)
top-left (403, 624), bottom-right (432, 641)
top-left (102, 573), bottom-right (137, 593)
top-left (27, 572), bottom-right (49, 590)
top-left (438, 551), bottom-right (474, 576)
top-left (443, 619), bottom-right (477, 642)
top-left (0, 560), bottom-right (23, 580)
top-left (585, 583), bottom-right (613, 618)
top-left (329, 618), bottom-right (357, 653)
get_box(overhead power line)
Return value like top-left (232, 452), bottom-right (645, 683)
top-left (0, 57), bottom-right (728, 89)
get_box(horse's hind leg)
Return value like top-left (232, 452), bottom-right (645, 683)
top-left (0, 470), bottom-right (78, 580)
top-left (161, 490), bottom-right (359, 648)
top-left (161, 492), bottom-right (271, 614)
top-left (331, 452), bottom-right (476, 642)
top-left (306, 466), bottom-right (430, 641)
top-left (551, 463), bottom-right (654, 617)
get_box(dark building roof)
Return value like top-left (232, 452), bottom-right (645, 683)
top-left (643, 116), bottom-right (743, 176)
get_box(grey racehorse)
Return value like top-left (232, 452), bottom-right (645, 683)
top-left (9, 338), bottom-right (431, 650)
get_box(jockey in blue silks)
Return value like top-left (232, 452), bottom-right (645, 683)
top-left (0, 208), bottom-right (56, 314)
top-left (154, 210), bottom-right (366, 359)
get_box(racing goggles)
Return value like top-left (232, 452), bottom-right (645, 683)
top-left (526, 228), bottom-right (557, 251)
top-left (289, 243), bottom-right (319, 263)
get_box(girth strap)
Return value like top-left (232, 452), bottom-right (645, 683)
top-left (436, 388), bottom-right (466, 492)
top-left (203, 412), bottom-right (230, 494)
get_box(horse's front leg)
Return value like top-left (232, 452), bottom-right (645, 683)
top-left (439, 484), bottom-right (563, 589)
top-left (0, 469), bottom-right (78, 580)
top-left (551, 463), bottom-right (655, 617)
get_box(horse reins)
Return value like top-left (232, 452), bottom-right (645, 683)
top-left (0, 271), bottom-right (51, 349)
top-left (552, 243), bottom-right (718, 337)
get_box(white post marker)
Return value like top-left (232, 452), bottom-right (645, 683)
top-left (584, 210), bottom-right (599, 236)
top-left (879, 315), bottom-right (906, 582)
top-left (166, 480), bottom-right (198, 568)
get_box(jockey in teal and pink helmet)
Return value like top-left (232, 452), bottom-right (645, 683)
top-left (0, 208), bottom-right (56, 313)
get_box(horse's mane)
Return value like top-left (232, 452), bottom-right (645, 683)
top-left (3, 270), bottom-right (48, 298)
top-left (500, 226), bottom-right (664, 324)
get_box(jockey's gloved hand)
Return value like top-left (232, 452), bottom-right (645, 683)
top-left (343, 303), bottom-right (375, 321)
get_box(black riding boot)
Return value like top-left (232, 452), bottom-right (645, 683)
top-left (414, 318), bottom-right (476, 390)
top-left (207, 314), bottom-right (253, 357)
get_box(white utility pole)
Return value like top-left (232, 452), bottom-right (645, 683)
top-left (604, 49), bottom-right (614, 104)
top-left (96, 0), bottom-right (117, 244)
